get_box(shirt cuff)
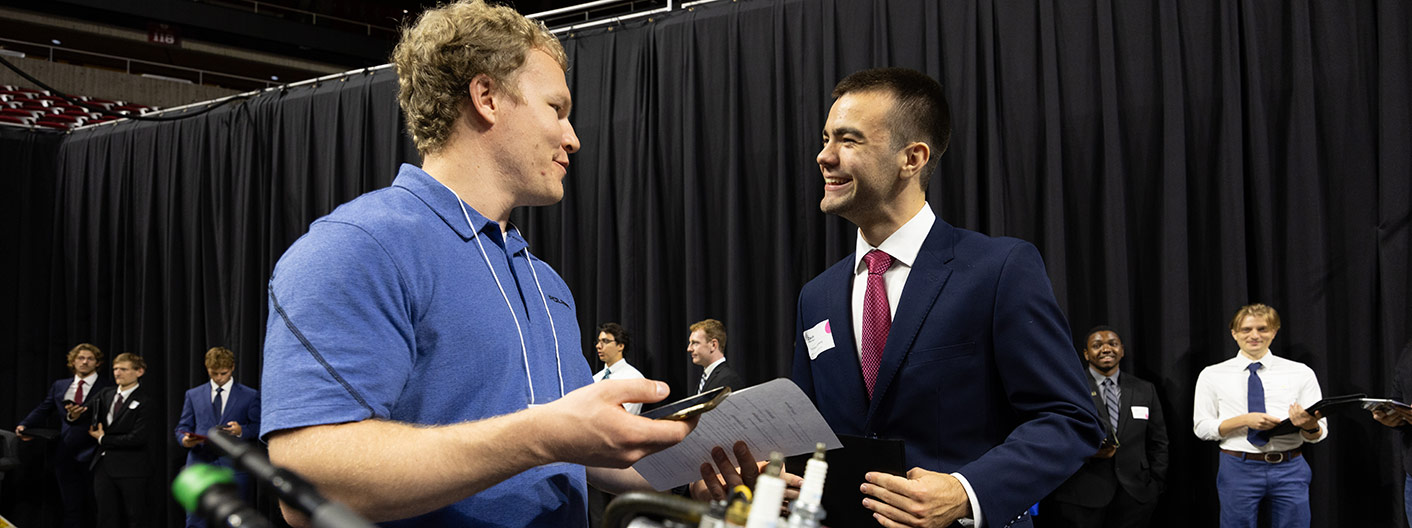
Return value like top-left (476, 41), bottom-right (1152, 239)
top-left (951, 472), bottom-right (981, 528)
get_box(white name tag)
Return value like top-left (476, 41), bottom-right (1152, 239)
top-left (1131, 406), bottom-right (1149, 420)
top-left (803, 319), bottom-right (835, 360)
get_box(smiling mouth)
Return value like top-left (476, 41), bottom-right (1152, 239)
top-left (823, 176), bottom-right (852, 191)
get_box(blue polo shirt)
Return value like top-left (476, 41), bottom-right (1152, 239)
top-left (261, 164), bottom-right (591, 527)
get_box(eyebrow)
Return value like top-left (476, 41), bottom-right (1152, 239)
top-left (825, 126), bottom-right (866, 138)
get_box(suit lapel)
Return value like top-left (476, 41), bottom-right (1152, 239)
top-left (865, 221), bottom-right (955, 427)
top-left (817, 257), bottom-right (869, 428)
top-left (1086, 376), bottom-right (1114, 437)
top-left (1117, 374), bottom-right (1135, 437)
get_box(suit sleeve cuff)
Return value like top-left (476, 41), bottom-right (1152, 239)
top-left (951, 472), bottom-right (981, 527)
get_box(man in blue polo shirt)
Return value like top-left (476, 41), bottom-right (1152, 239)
top-left (259, 1), bottom-right (693, 526)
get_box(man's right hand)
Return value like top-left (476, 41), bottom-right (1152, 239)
top-left (180, 433), bottom-right (205, 448)
top-left (532, 379), bottom-right (695, 469)
top-left (1373, 408), bottom-right (1412, 428)
top-left (1242, 412), bottom-right (1282, 431)
top-left (15, 425), bottom-right (32, 441)
top-left (64, 403), bottom-right (88, 422)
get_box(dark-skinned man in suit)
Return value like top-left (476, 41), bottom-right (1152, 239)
top-left (1042, 326), bottom-right (1168, 527)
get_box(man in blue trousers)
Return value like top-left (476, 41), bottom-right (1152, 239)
top-left (174, 346), bottom-right (261, 528)
top-left (1193, 304), bottom-right (1327, 528)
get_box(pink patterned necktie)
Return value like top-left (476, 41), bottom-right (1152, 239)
top-left (861, 250), bottom-right (894, 398)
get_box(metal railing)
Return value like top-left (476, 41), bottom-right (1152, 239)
top-left (198, 0), bottom-right (400, 38)
top-left (0, 37), bottom-right (277, 90)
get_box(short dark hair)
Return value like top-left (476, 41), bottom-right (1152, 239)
top-left (597, 322), bottom-right (630, 353)
top-left (832, 67), bottom-right (952, 189)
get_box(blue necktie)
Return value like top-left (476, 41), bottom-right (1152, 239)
top-left (1247, 362), bottom-right (1266, 446)
top-left (603, 367), bottom-right (611, 380)
top-left (212, 387), bottom-right (224, 422)
top-left (1102, 378), bottom-right (1120, 435)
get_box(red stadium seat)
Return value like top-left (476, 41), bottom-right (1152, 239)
top-left (0, 115), bottom-right (35, 126)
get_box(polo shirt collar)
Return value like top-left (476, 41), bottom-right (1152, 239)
top-left (392, 163), bottom-right (528, 254)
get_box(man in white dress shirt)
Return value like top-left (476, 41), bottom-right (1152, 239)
top-left (593, 322), bottom-right (645, 414)
top-left (1193, 303), bottom-right (1327, 528)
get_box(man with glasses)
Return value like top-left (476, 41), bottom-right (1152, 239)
top-left (593, 322), bottom-right (645, 414)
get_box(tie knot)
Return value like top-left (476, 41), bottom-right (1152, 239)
top-left (216, 387), bottom-right (224, 394)
top-left (1247, 362), bottom-right (1262, 374)
top-left (1102, 377), bottom-right (1114, 387)
top-left (864, 250), bottom-right (894, 275)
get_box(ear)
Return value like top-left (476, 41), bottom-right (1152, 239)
top-left (466, 73), bottom-right (499, 126)
top-left (899, 141), bottom-right (932, 178)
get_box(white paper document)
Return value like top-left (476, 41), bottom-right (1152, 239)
top-left (632, 378), bottom-right (843, 490)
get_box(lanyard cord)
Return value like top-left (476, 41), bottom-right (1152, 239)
top-left (525, 258), bottom-right (565, 397)
top-left (443, 183), bottom-right (563, 405)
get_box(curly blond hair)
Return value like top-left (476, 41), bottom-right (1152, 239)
top-left (393, 0), bottom-right (567, 156)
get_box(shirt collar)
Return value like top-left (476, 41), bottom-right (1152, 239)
top-left (116, 383), bottom-right (139, 399)
top-left (703, 357), bottom-right (726, 378)
top-left (1089, 366), bottom-right (1119, 385)
top-left (1235, 351), bottom-right (1279, 370)
top-left (854, 203), bottom-right (936, 275)
top-left (75, 372), bottom-right (98, 385)
top-left (605, 358), bottom-right (628, 371)
top-left (211, 378), bottom-right (234, 393)
top-left (392, 163), bottom-right (529, 254)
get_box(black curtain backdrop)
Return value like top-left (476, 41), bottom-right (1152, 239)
top-left (2, 0), bottom-right (1409, 526)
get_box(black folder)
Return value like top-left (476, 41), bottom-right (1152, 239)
top-left (786, 434), bottom-right (906, 527)
top-left (1258, 393), bottom-right (1406, 439)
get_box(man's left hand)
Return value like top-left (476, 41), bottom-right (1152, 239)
top-left (223, 421), bottom-right (243, 437)
top-left (1289, 404), bottom-right (1322, 430)
top-left (861, 468), bottom-right (971, 528)
top-left (88, 422), bottom-right (104, 441)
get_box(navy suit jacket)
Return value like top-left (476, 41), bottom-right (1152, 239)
top-left (791, 218), bottom-right (1104, 526)
top-left (174, 382), bottom-right (260, 466)
top-left (20, 376), bottom-right (114, 463)
top-left (1049, 371), bottom-right (1169, 507)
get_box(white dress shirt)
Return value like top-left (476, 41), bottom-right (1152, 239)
top-left (848, 203), bottom-right (981, 527)
top-left (64, 372), bottom-right (99, 403)
top-left (107, 383), bottom-right (140, 426)
top-left (593, 358), bottom-right (645, 415)
top-left (211, 378), bottom-right (235, 417)
top-left (1193, 351), bottom-right (1328, 452)
top-left (851, 203), bottom-right (935, 359)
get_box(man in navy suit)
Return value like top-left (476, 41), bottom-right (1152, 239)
top-left (1042, 326), bottom-right (1168, 527)
top-left (15, 343), bottom-right (112, 528)
top-left (88, 353), bottom-right (154, 528)
top-left (174, 346), bottom-right (261, 527)
top-left (792, 67), bottom-right (1104, 528)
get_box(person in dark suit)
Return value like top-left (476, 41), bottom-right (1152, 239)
top-left (174, 346), bottom-right (261, 528)
top-left (15, 343), bottom-right (112, 528)
top-left (1372, 340), bottom-right (1412, 527)
top-left (88, 353), bottom-right (153, 528)
top-left (792, 67), bottom-right (1104, 528)
top-left (1042, 326), bottom-right (1169, 527)
top-left (687, 319), bottom-right (745, 394)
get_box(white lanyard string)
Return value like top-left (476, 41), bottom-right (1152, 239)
top-left (442, 182), bottom-right (564, 405)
